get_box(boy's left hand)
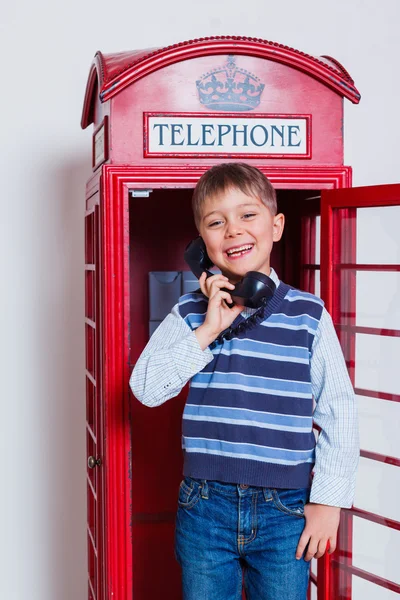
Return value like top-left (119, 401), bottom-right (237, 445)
top-left (296, 503), bottom-right (341, 561)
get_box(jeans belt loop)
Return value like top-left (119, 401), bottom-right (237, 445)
top-left (201, 479), bottom-right (209, 499)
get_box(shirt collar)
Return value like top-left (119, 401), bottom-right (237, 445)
top-left (269, 267), bottom-right (280, 289)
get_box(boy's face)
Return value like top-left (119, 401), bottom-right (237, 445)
top-left (198, 187), bottom-right (285, 283)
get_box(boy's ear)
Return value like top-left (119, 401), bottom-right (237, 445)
top-left (272, 213), bottom-right (285, 242)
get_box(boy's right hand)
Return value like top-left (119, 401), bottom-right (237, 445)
top-left (195, 272), bottom-right (245, 350)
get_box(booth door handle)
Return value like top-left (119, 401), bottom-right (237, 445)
top-left (88, 456), bottom-right (102, 469)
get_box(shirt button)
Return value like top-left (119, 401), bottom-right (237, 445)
top-left (239, 484), bottom-right (249, 489)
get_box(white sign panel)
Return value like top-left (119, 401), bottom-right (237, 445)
top-left (145, 113), bottom-right (310, 158)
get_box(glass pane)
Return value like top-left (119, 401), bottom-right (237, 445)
top-left (311, 557), bottom-right (318, 576)
top-left (353, 516), bottom-right (400, 586)
top-left (336, 265), bottom-right (356, 326)
top-left (85, 211), bottom-right (94, 264)
top-left (356, 271), bottom-right (400, 330)
top-left (87, 481), bottom-right (97, 545)
top-left (353, 576), bottom-right (400, 600)
top-left (314, 269), bottom-right (321, 298)
top-left (87, 530), bottom-right (97, 597)
top-left (85, 324), bottom-right (96, 379)
top-left (355, 333), bottom-right (400, 395)
top-left (358, 394), bottom-right (400, 458)
top-left (356, 206), bottom-right (400, 265)
top-left (86, 377), bottom-right (96, 430)
top-left (355, 457), bottom-right (400, 522)
top-left (315, 215), bottom-right (320, 264)
top-left (85, 270), bottom-right (95, 321)
top-left (310, 583), bottom-right (317, 600)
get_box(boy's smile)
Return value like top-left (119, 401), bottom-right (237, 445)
top-left (198, 187), bottom-right (285, 283)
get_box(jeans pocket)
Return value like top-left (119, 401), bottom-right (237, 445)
top-left (177, 477), bottom-right (201, 510)
top-left (271, 488), bottom-right (309, 518)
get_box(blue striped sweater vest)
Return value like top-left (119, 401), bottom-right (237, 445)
top-left (178, 282), bottom-right (324, 489)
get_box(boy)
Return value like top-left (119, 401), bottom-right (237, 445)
top-left (130, 163), bottom-right (359, 600)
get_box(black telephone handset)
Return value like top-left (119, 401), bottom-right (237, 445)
top-left (184, 237), bottom-right (276, 309)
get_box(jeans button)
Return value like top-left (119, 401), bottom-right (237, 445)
top-left (239, 484), bottom-right (249, 489)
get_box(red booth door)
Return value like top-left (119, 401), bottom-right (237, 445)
top-left (85, 204), bottom-right (105, 600)
top-left (319, 184), bottom-right (400, 600)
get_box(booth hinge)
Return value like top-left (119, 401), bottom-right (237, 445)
top-left (130, 189), bottom-right (153, 198)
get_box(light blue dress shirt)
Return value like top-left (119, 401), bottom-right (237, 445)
top-left (130, 269), bottom-right (359, 508)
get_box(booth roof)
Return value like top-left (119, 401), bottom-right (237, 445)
top-left (81, 36), bottom-right (361, 129)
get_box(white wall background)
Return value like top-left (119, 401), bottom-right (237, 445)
top-left (1, 1), bottom-right (399, 599)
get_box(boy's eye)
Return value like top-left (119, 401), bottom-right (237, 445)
top-left (243, 213), bottom-right (257, 219)
top-left (208, 220), bottom-right (223, 227)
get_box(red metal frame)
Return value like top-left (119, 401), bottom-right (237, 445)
top-left (100, 173), bottom-right (133, 599)
top-left (142, 112), bottom-right (312, 159)
top-left (95, 164), bottom-right (351, 600)
top-left (89, 165), bottom-right (351, 194)
top-left (81, 37), bottom-right (360, 128)
top-left (321, 184), bottom-right (400, 308)
top-left (321, 183), bottom-right (400, 599)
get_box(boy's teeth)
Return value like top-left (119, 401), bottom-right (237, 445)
top-left (227, 245), bottom-right (253, 256)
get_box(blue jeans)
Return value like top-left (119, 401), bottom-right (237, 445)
top-left (175, 477), bottom-right (310, 600)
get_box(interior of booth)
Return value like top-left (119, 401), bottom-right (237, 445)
top-left (128, 187), bottom-right (321, 597)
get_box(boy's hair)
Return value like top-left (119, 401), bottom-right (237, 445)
top-left (192, 162), bottom-right (277, 228)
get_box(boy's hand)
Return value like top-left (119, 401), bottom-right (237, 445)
top-left (295, 503), bottom-right (341, 561)
top-left (195, 272), bottom-right (244, 349)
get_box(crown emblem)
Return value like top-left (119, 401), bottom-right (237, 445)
top-left (196, 56), bottom-right (265, 112)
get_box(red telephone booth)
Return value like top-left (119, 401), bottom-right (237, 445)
top-left (81, 36), bottom-right (400, 600)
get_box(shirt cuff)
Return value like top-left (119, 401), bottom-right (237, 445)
top-left (172, 330), bottom-right (214, 383)
top-left (309, 472), bottom-right (356, 508)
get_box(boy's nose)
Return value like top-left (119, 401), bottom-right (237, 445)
top-left (226, 224), bottom-right (244, 237)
